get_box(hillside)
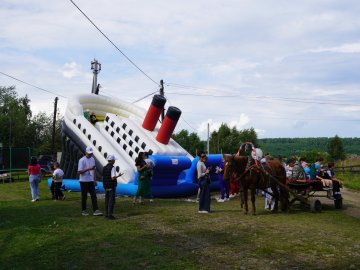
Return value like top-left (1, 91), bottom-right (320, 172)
top-left (259, 137), bottom-right (360, 158)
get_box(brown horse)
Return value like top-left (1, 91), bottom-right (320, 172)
top-left (223, 154), bottom-right (289, 215)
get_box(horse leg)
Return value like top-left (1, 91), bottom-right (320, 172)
top-left (243, 189), bottom-right (249, 214)
top-left (250, 187), bottom-right (256, 215)
top-left (271, 185), bottom-right (279, 213)
top-left (239, 191), bottom-right (244, 208)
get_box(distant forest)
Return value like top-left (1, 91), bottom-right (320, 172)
top-left (258, 137), bottom-right (360, 158)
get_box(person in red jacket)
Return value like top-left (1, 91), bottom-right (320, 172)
top-left (28, 157), bottom-right (42, 202)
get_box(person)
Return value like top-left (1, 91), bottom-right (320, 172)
top-left (132, 152), bottom-right (152, 205)
top-left (52, 162), bottom-right (65, 200)
top-left (229, 173), bottom-right (240, 198)
top-left (89, 112), bottom-right (98, 125)
top-left (287, 157), bottom-right (307, 180)
top-left (197, 151), bottom-right (211, 213)
top-left (143, 152), bottom-right (155, 202)
top-left (102, 155), bottom-right (123, 220)
top-left (216, 156), bottom-right (229, 202)
top-left (309, 157), bottom-right (324, 180)
top-left (77, 146), bottom-right (102, 216)
top-left (316, 163), bottom-right (342, 197)
top-left (304, 163), bottom-right (311, 179)
top-left (28, 157), bottom-right (42, 202)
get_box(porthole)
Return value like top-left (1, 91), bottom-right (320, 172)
top-left (111, 131), bottom-right (114, 137)
top-left (117, 137), bottom-right (121, 143)
top-left (116, 127), bottom-right (120, 133)
top-left (83, 129), bottom-right (86, 134)
top-left (105, 125), bottom-right (109, 131)
top-left (93, 140), bottom-right (96, 146)
top-left (111, 121), bottom-right (115, 127)
top-left (98, 146), bottom-right (102, 152)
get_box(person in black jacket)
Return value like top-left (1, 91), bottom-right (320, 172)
top-left (102, 155), bottom-right (123, 220)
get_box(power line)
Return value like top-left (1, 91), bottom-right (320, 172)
top-left (0, 71), bottom-right (68, 99)
top-left (164, 95), bottom-right (198, 132)
top-left (132, 90), bottom-right (159, 104)
top-left (165, 84), bottom-right (359, 106)
top-left (69, 0), bottom-right (159, 86)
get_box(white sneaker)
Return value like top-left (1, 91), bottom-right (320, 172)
top-left (198, 210), bottom-right (209, 213)
top-left (82, 210), bottom-right (89, 216)
top-left (225, 198), bottom-right (230, 201)
top-left (31, 199), bottom-right (36, 202)
top-left (217, 199), bottom-right (225, 203)
top-left (229, 194), bottom-right (236, 198)
top-left (93, 210), bottom-right (103, 216)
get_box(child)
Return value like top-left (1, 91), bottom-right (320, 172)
top-left (52, 162), bottom-right (65, 200)
top-left (102, 155), bottom-right (123, 219)
top-left (216, 157), bottom-right (229, 202)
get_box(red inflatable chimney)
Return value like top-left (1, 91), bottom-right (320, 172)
top-left (142, 95), bottom-right (166, 131)
top-left (156, 106), bottom-right (182, 144)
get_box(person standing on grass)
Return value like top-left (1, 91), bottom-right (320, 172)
top-left (132, 152), bottom-right (150, 205)
top-left (77, 146), bottom-right (102, 216)
top-left (216, 156), bottom-right (229, 203)
top-left (102, 155), bottom-right (123, 220)
top-left (28, 157), bottom-right (41, 202)
top-left (52, 162), bottom-right (65, 200)
top-left (197, 151), bottom-right (211, 213)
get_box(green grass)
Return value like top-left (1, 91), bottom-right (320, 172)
top-left (1, 182), bottom-right (360, 270)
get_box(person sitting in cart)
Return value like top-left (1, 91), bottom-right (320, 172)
top-left (309, 157), bottom-right (324, 180)
top-left (316, 163), bottom-right (342, 198)
top-left (287, 157), bottom-right (307, 180)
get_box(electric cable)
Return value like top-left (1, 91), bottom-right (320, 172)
top-left (0, 71), bottom-right (67, 99)
top-left (69, 0), bottom-right (159, 87)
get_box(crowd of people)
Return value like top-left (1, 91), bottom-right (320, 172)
top-left (27, 143), bottom-right (343, 218)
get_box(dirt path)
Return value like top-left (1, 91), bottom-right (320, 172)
top-left (340, 188), bottom-right (360, 219)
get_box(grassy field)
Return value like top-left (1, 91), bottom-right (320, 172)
top-left (1, 181), bottom-right (360, 270)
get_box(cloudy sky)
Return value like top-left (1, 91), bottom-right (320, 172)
top-left (1, 0), bottom-right (360, 139)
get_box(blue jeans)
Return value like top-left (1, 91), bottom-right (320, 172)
top-left (198, 177), bottom-right (211, 212)
top-left (29, 175), bottom-right (40, 200)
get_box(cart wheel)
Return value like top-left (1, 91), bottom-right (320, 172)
top-left (334, 196), bottom-right (343, 209)
top-left (310, 199), bottom-right (322, 212)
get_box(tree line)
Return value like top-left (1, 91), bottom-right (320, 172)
top-left (0, 86), bottom-right (62, 156)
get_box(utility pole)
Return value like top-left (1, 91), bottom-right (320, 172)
top-left (159, 79), bottom-right (165, 121)
top-left (52, 97), bottom-right (58, 161)
top-left (207, 122), bottom-right (210, 154)
top-left (9, 118), bottom-right (12, 175)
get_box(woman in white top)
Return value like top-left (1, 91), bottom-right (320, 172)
top-left (197, 151), bottom-right (211, 213)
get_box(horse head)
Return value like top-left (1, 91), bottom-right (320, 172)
top-left (223, 154), bottom-right (248, 181)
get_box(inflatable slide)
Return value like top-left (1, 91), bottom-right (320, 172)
top-left (50, 93), bottom-right (221, 197)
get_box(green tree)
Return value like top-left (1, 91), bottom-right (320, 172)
top-left (327, 135), bottom-right (346, 161)
top-left (172, 129), bottom-right (204, 156)
top-left (0, 86), bottom-right (32, 147)
top-left (209, 124), bottom-right (259, 154)
top-left (0, 85), bottom-right (62, 155)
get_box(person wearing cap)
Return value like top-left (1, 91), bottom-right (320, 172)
top-left (77, 146), bottom-right (102, 216)
top-left (102, 154), bottom-right (123, 220)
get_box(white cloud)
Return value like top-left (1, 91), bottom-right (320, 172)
top-left (59, 62), bottom-right (83, 79)
top-left (309, 43), bottom-right (360, 54)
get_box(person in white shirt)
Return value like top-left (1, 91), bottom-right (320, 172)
top-left (52, 162), bottom-right (65, 200)
top-left (77, 146), bottom-right (102, 216)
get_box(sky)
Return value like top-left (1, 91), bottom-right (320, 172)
top-left (1, 0), bottom-right (360, 140)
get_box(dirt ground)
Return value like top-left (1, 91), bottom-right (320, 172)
top-left (340, 188), bottom-right (360, 219)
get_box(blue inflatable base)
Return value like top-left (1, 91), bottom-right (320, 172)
top-left (48, 179), bottom-right (207, 198)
